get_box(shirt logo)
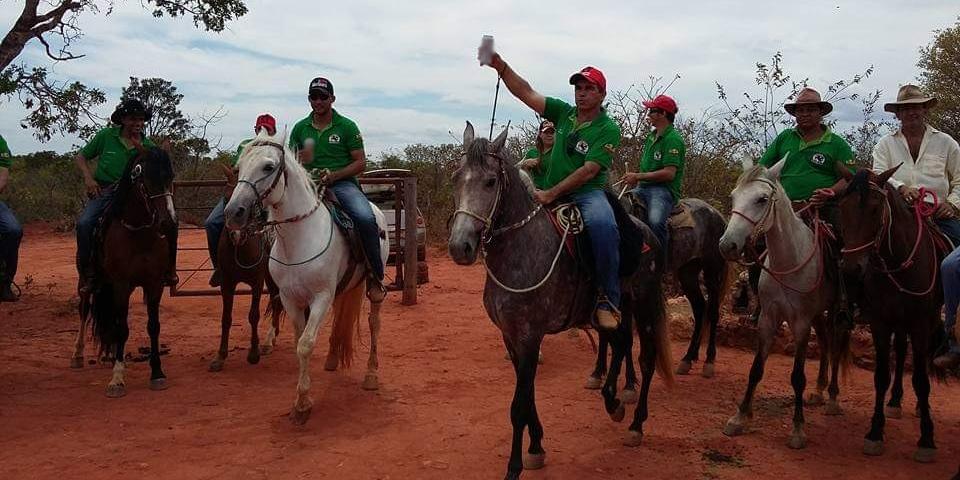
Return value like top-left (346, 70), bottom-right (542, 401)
top-left (575, 140), bottom-right (589, 155)
top-left (668, 148), bottom-right (679, 155)
top-left (811, 153), bottom-right (826, 166)
top-left (329, 134), bottom-right (341, 144)
top-left (654, 151), bottom-right (662, 161)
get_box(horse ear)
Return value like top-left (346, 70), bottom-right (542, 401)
top-left (491, 126), bottom-right (509, 152)
top-left (218, 161), bottom-right (237, 183)
top-left (835, 161), bottom-right (854, 181)
top-left (463, 122), bottom-right (475, 147)
top-left (877, 163), bottom-right (902, 185)
top-left (765, 154), bottom-right (788, 181)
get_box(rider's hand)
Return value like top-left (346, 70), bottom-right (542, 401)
top-left (622, 172), bottom-right (643, 187)
top-left (898, 185), bottom-right (920, 204)
top-left (84, 176), bottom-right (101, 198)
top-left (809, 188), bottom-right (836, 207)
top-left (935, 202), bottom-right (958, 220)
top-left (484, 53), bottom-right (506, 74)
top-left (518, 158), bottom-right (540, 170)
top-left (298, 149), bottom-right (312, 164)
top-left (534, 188), bottom-right (556, 205)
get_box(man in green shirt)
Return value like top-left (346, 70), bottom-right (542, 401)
top-left (483, 54), bottom-right (623, 329)
top-left (74, 99), bottom-right (175, 292)
top-left (623, 94), bottom-right (685, 257)
top-left (0, 133), bottom-right (23, 301)
top-left (289, 77), bottom-right (384, 295)
top-left (206, 114), bottom-right (276, 287)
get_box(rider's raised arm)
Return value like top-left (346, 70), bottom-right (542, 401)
top-left (487, 54), bottom-right (546, 115)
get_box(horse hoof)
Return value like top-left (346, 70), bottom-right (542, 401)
top-left (537, 351), bottom-right (544, 365)
top-left (825, 400), bottom-right (843, 416)
top-left (289, 406), bottom-right (312, 426)
top-left (723, 417), bottom-right (747, 437)
top-left (260, 344), bottom-right (274, 356)
top-left (150, 378), bottom-right (168, 391)
top-left (701, 363), bottom-right (715, 379)
top-left (804, 392), bottom-right (825, 406)
top-left (362, 374), bottom-right (379, 391)
top-left (70, 357), bottom-right (84, 369)
top-left (522, 452), bottom-right (545, 470)
top-left (208, 359), bottom-right (225, 372)
top-left (619, 388), bottom-right (639, 404)
top-left (584, 375), bottom-right (603, 390)
top-left (863, 439), bottom-right (884, 456)
top-left (787, 432), bottom-right (807, 450)
top-left (913, 447), bottom-right (936, 464)
top-left (105, 384), bottom-right (126, 398)
top-left (610, 403), bottom-right (626, 423)
top-left (884, 406), bottom-right (902, 419)
top-left (675, 360), bottom-right (692, 375)
top-left (247, 351), bottom-right (261, 365)
top-left (623, 430), bottom-right (643, 447)
top-left (324, 354), bottom-right (338, 371)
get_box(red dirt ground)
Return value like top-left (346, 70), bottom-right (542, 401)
top-left (1, 224), bottom-right (958, 480)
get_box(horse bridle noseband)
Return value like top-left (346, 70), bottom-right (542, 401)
top-left (120, 159), bottom-right (174, 232)
top-left (234, 141), bottom-right (323, 231)
top-left (730, 177), bottom-right (780, 244)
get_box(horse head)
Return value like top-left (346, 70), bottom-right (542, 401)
top-left (836, 164), bottom-right (900, 277)
top-left (718, 158), bottom-right (786, 260)
top-left (118, 146), bottom-right (177, 232)
top-left (224, 129), bottom-right (297, 231)
top-left (447, 121), bottom-right (510, 265)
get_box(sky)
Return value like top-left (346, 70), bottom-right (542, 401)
top-left (1, 1), bottom-right (957, 159)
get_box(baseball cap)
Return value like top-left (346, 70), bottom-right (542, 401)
top-left (308, 77), bottom-right (334, 96)
top-left (569, 66), bottom-right (607, 92)
top-left (642, 95), bottom-right (678, 114)
top-left (255, 114), bottom-right (276, 132)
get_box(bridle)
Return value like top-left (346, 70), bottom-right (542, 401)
top-left (839, 181), bottom-right (941, 296)
top-left (120, 159), bottom-right (174, 232)
top-left (234, 140), bottom-right (322, 231)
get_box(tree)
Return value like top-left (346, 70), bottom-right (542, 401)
top-left (918, 16), bottom-right (960, 141)
top-left (1, 1), bottom-right (247, 142)
top-left (121, 77), bottom-right (192, 142)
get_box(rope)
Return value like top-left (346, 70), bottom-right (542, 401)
top-left (483, 221), bottom-right (570, 293)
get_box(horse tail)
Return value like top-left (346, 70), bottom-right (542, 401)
top-left (328, 281), bottom-right (365, 369)
top-left (90, 283), bottom-right (118, 352)
top-left (649, 280), bottom-right (675, 388)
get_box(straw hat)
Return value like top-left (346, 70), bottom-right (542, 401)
top-left (784, 87), bottom-right (833, 116)
top-left (883, 84), bottom-right (937, 113)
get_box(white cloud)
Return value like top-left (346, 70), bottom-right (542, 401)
top-left (1, 0), bottom-right (957, 159)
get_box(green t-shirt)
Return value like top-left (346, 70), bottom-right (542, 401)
top-left (758, 127), bottom-right (855, 201)
top-left (639, 124), bottom-right (686, 200)
top-left (0, 134), bottom-right (11, 169)
top-left (541, 97), bottom-right (621, 194)
top-left (233, 138), bottom-right (253, 166)
top-left (289, 110), bottom-right (364, 177)
top-left (522, 147), bottom-right (551, 189)
top-left (80, 127), bottom-right (157, 184)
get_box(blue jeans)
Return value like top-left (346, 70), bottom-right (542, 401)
top-left (0, 201), bottom-right (23, 284)
top-left (572, 189), bottom-right (621, 309)
top-left (76, 186), bottom-right (117, 273)
top-left (329, 180), bottom-right (384, 280)
top-left (936, 218), bottom-right (960, 248)
top-left (631, 184), bottom-right (675, 254)
top-left (941, 246), bottom-right (960, 354)
top-left (205, 198), bottom-right (226, 264)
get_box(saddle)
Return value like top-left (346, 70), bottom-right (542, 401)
top-left (629, 196), bottom-right (696, 232)
top-left (320, 187), bottom-right (385, 291)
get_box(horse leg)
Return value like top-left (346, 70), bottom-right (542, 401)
top-left (71, 314), bottom-right (88, 368)
top-left (362, 294), bottom-right (384, 390)
top-left (105, 286), bottom-right (131, 398)
top-left (289, 292), bottom-right (334, 425)
top-left (723, 310), bottom-right (776, 436)
top-left (910, 328), bottom-right (936, 463)
top-left (702, 261), bottom-right (725, 378)
top-left (885, 332), bottom-right (908, 419)
top-left (864, 326), bottom-right (892, 456)
top-left (209, 283), bottom-right (235, 372)
top-left (599, 327), bottom-right (627, 422)
top-left (825, 317), bottom-right (849, 416)
top-left (787, 320), bottom-right (811, 449)
top-left (246, 281), bottom-right (263, 365)
top-left (585, 334), bottom-right (607, 390)
top-left (677, 265), bottom-right (705, 375)
top-left (503, 335), bottom-right (544, 480)
top-left (146, 287), bottom-right (167, 391)
top-left (625, 311), bottom-right (657, 447)
top-left (806, 314), bottom-right (828, 406)
top-left (261, 281), bottom-right (282, 355)
top-left (619, 317), bottom-right (639, 405)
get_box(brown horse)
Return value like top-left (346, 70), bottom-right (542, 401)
top-left (208, 165), bottom-right (284, 372)
top-left (82, 147), bottom-right (177, 397)
top-left (836, 166), bottom-right (947, 463)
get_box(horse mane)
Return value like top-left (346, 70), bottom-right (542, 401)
top-left (465, 137), bottom-right (495, 170)
top-left (236, 129), bottom-right (318, 197)
top-left (734, 164), bottom-right (767, 189)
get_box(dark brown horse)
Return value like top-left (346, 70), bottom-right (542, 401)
top-left (84, 147), bottom-right (177, 397)
top-left (837, 166), bottom-right (947, 463)
top-left (208, 165), bottom-right (284, 372)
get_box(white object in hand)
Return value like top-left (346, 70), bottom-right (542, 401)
top-left (478, 35), bottom-right (495, 66)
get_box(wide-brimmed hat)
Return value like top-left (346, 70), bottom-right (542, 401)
top-left (784, 87), bottom-right (832, 116)
top-left (110, 99), bottom-right (152, 125)
top-left (884, 84), bottom-right (937, 113)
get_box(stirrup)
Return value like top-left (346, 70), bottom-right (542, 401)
top-left (366, 276), bottom-right (387, 302)
top-left (594, 297), bottom-right (621, 330)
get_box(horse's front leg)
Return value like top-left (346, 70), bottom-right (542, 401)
top-left (910, 328), bottom-right (936, 463)
top-left (362, 292), bottom-right (384, 390)
top-left (246, 281), bottom-right (263, 365)
top-left (71, 304), bottom-right (88, 369)
top-left (626, 310), bottom-right (657, 447)
top-left (599, 327), bottom-right (627, 422)
top-left (724, 309), bottom-right (777, 436)
top-left (585, 333), bottom-right (608, 389)
top-left (289, 291), bottom-right (334, 425)
top-left (787, 320), bottom-right (812, 449)
top-left (503, 334), bottom-right (544, 480)
top-left (864, 325), bottom-right (892, 456)
top-left (209, 282), bottom-right (235, 372)
top-left (885, 332), bottom-right (908, 418)
top-left (146, 286), bottom-right (167, 391)
top-left (105, 285), bottom-right (132, 398)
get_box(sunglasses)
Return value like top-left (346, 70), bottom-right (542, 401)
top-left (309, 92), bottom-right (331, 102)
top-left (541, 127), bottom-right (555, 135)
top-left (648, 108), bottom-right (665, 115)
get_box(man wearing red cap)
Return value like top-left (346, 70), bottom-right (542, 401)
top-left (483, 54), bottom-right (623, 329)
top-left (205, 114), bottom-right (276, 286)
top-left (623, 94), bottom-right (685, 259)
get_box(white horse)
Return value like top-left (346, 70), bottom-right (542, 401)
top-left (224, 130), bottom-right (389, 425)
top-left (717, 160), bottom-right (848, 449)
